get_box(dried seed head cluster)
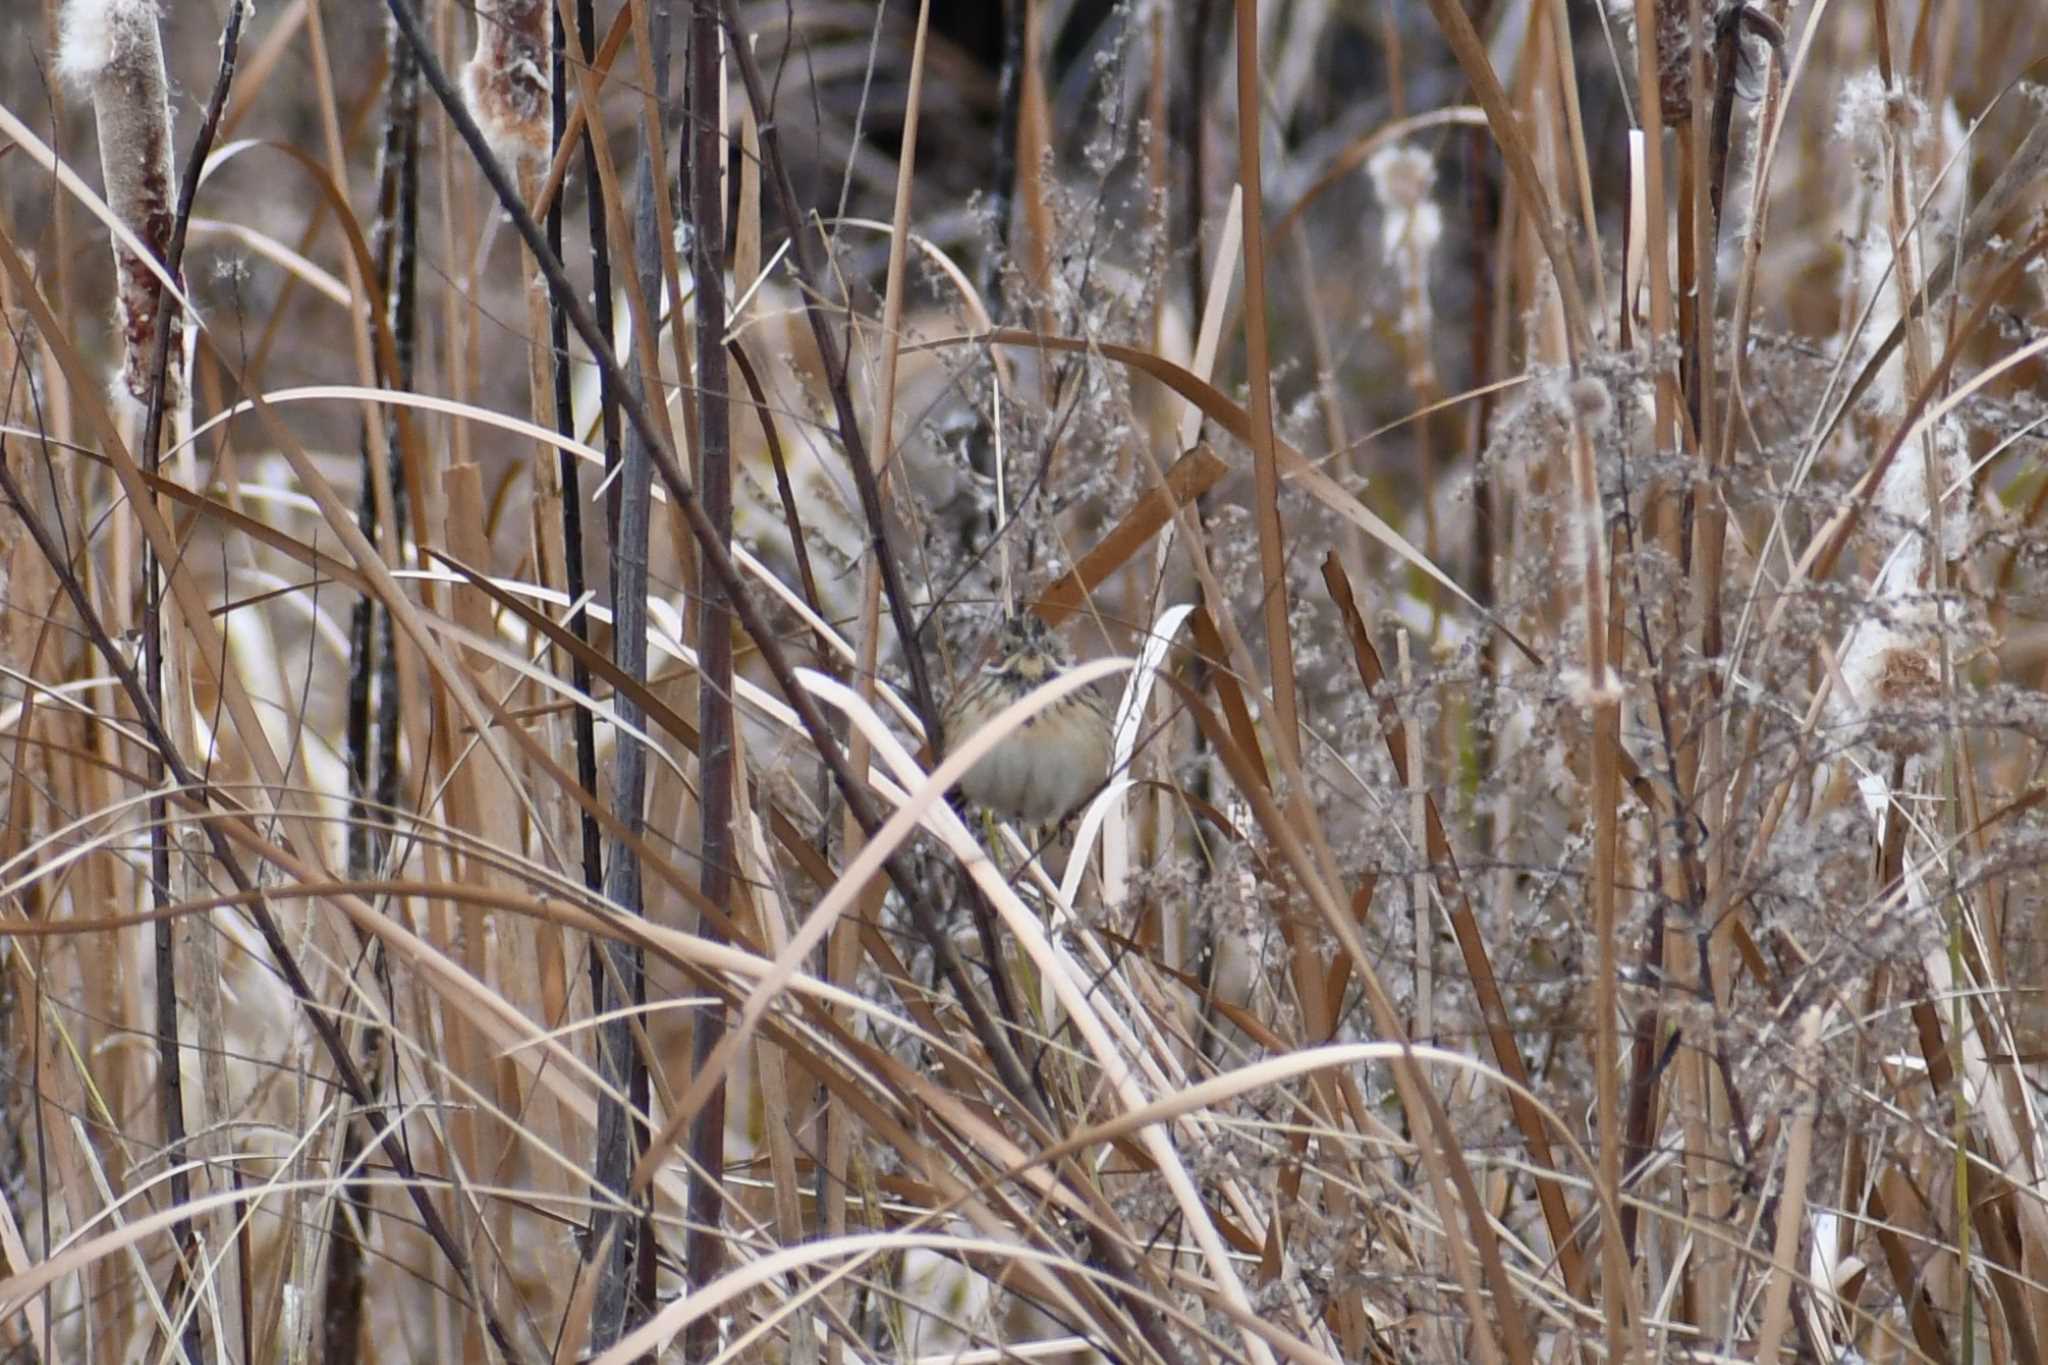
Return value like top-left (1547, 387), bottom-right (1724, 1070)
top-left (460, 0), bottom-right (550, 166)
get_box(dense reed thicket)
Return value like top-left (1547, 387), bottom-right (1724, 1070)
top-left (4, 1), bottom-right (2048, 1361)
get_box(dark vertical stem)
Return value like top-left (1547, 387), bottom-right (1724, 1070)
top-left (331, 482), bottom-right (374, 1365)
top-left (684, 2), bottom-right (732, 1356)
top-left (1178, 0), bottom-right (1219, 319)
top-left (963, 0), bottom-right (1029, 488)
top-left (349, 11), bottom-right (422, 859)
top-left (344, 570), bottom-right (376, 869)
top-left (145, 547), bottom-right (192, 1365)
top-left (1617, 903), bottom-right (1668, 1258)
top-left (578, 0), bottom-right (621, 487)
top-left (329, 5), bottom-right (416, 1359)
top-left (591, 0), bottom-right (670, 1347)
top-left (549, 0), bottom-right (605, 903)
top-left (1462, 121), bottom-right (1503, 882)
top-left (374, 45), bottom-right (420, 834)
top-left (570, 0), bottom-right (626, 1296)
top-left (981, 0), bottom-right (1027, 314)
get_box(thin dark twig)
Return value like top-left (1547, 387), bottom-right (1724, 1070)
top-left (727, 336), bottom-right (825, 631)
top-left (726, 332), bottom-right (839, 828)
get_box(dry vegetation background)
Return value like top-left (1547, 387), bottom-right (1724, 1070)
top-left (4, 0), bottom-right (2048, 1361)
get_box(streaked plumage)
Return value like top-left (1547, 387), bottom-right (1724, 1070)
top-left (944, 613), bottom-right (1111, 822)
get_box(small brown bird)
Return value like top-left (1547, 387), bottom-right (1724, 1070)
top-left (945, 612), bottom-right (1112, 823)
